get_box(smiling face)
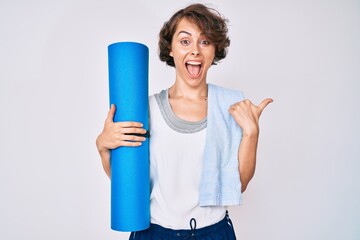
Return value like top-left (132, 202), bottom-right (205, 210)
top-left (169, 18), bottom-right (215, 88)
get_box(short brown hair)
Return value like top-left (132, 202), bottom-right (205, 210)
top-left (158, 3), bottom-right (230, 67)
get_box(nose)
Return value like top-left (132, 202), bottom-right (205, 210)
top-left (191, 44), bottom-right (200, 56)
top-left (191, 50), bottom-right (200, 56)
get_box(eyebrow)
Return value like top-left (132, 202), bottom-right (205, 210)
top-left (177, 30), bottom-right (191, 36)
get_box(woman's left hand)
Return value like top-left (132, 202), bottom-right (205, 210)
top-left (229, 98), bottom-right (273, 136)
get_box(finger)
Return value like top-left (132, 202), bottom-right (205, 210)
top-left (121, 134), bottom-right (147, 142)
top-left (120, 140), bottom-right (143, 147)
top-left (117, 127), bottom-right (147, 135)
top-left (106, 104), bottom-right (116, 123)
top-left (116, 122), bottom-right (144, 128)
top-left (258, 98), bottom-right (273, 113)
top-left (230, 99), bottom-right (252, 109)
top-left (228, 106), bottom-right (238, 115)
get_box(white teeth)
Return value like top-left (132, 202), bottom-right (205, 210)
top-left (186, 61), bottom-right (201, 65)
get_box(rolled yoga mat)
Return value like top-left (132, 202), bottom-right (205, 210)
top-left (108, 42), bottom-right (150, 232)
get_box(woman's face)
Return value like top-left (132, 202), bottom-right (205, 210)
top-left (170, 18), bottom-right (215, 88)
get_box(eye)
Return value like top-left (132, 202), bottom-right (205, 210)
top-left (200, 40), bottom-right (211, 46)
top-left (180, 39), bottom-right (190, 45)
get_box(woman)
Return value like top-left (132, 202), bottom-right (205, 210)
top-left (96, 3), bottom-right (272, 239)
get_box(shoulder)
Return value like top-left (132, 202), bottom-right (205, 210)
top-left (208, 83), bottom-right (245, 102)
top-left (149, 94), bottom-right (156, 105)
top-left (149, 89), bottom-right (167, 112)
top-left (150, 89), bottom-right (166, 105)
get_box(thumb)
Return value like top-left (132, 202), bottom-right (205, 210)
top-left (106, 104), bottom-right (116, 123)
top-left (258, 98), bottom-right (273, 114)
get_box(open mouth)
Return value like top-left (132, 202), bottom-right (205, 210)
top-left (185, 61), bottom-right (202, 77)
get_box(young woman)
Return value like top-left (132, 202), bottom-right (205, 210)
top-left (96, 3), bottom-right (272, 239)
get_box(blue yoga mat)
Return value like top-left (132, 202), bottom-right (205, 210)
top-left (108, 42), bottom-right (150, 232)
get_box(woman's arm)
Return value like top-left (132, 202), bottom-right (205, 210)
top-left (237, 132), bottom-right (258, 192)
top-left (96, 104), bottom-right (147, 178)
top-left (229, 98), bottom-right (273, 192)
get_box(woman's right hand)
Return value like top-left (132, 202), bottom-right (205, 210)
top-left (96, 104), bottom-right (147, 177)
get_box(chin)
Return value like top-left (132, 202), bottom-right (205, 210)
top-left (185, 75), bottom-right (207, 87)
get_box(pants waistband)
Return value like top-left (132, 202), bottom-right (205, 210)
top-left (147, 213), bottom-right (232, 238)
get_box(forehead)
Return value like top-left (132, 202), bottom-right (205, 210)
top-left (175, 17), bottom-right (203, 35)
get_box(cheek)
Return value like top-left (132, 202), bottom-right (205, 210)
top-left (205, 47), bottom-right (215, 60)
top-left (205, 52), bottom-right (216, 66)
top-left (172, 49), bottom-right (187, 61)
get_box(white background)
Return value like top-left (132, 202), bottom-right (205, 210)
top-left (0, 0), bottom-right (359, 239)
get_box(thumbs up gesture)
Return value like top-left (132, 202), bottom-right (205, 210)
top-left (229, 98), bottom-right (273, 136)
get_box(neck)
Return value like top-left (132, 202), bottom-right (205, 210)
top-left (169, 81), bottom-right (208, 100)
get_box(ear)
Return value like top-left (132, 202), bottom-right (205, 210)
top-left (169, 50), bottom-right (173, 57)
